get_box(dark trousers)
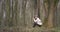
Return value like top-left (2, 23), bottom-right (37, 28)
top-left (33, 22), bottom-right (41, 27)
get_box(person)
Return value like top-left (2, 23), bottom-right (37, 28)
top-left (33, 16), bottom-right (42, 27)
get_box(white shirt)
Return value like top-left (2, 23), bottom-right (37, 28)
top-left (33, 18), bottom-right (42, 25)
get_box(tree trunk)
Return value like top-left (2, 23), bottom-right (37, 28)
top-left (46, 0), bottom-right (57, 28)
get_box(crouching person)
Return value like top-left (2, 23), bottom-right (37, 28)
top-left (33, 16), bottom-right (42, 27)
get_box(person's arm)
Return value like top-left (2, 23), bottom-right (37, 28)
top-left (33, 18), bottom-right (35, 21)
top-left (33, 18), bottom-right (37, 22)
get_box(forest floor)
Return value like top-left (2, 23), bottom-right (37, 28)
top-left (0, 26), bottom-right (60, 32)
top-left (24, 26), bottom-right (60, 32)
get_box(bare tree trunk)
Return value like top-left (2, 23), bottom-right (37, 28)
top-left (55, 0), bottom-right (60, 27)
top-left (43, 0), bottom-right (59, 28)
top-left (40, 0), bottom-right (45, 24)
top-left (46, 0), bottom-right (57, 28)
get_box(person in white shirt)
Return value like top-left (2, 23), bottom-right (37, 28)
top-left (33, 16), bottom-right (42, 27)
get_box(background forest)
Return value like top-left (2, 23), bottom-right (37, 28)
top-left (0, 0), bottom-right (60, 32)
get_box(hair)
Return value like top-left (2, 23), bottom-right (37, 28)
top-left (34, 15), bottom-right (38, 18)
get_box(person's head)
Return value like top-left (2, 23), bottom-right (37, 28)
top-left (34, 15), bottom-right (38, 20)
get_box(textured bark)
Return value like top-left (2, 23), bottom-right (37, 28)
top-left (55, 0), bottom-right (60, 27)
top-left (0, 0), bottom-right (4, 29)
top-left (40, 0), bottom-right (45, 23)
top-left (43, 0), bottom-right (59, 28)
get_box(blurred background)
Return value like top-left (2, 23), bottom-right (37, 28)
top-left (0, 0), bottom-right (60, 32)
